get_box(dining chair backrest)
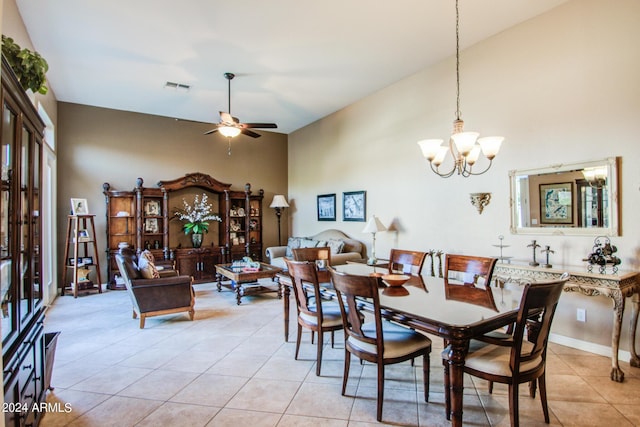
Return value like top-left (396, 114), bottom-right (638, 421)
top-left (511, 274), bottom-right (568, 371)
top-left (292, 247), bottom-right (331, 282)
top-left (285, 259), bottom-right (323, 319)
top-left (329, 267), bottom-right (382, 355)
top-left (388, 249), bottom-right (428, 275)
top-left (444, 254), bottom-right (498, 310)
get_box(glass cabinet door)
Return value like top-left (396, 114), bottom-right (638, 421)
top-left (1, 101), bottom-right (17, 344)
top-left (19, 125), bottom-right (32, 325)
top-left (32, 137), bottom-right (42, 306)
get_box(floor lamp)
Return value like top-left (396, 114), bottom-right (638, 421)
top-left (270, 195), bottom-right (289, 246)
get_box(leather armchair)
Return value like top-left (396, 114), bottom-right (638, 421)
top-left (115, 247), bottom-right (195, 328)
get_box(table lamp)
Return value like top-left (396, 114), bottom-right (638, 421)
top-left (363, 215), bottom-right (386, 265)
top-left (270, 195), bottom-right (289, 246)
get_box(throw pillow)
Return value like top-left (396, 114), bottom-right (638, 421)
top-left (300, 238), bottom-right (319, 248)
top-left (138, 250), bottom-right (160, 279)
top-left (327, 239), bottom-right (345, 255)
top-left (285, 237), bottom-right (303, 258)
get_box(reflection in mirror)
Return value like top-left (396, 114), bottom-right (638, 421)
top-left (510, 157), bottom-right (619, 236)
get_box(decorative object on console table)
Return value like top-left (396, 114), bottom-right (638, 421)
top-left (270, 194), bottom-right (289, 246)
top-left (362, 215), bottom-right (386, 265)
top-left (583, 236), bottom-right (621, 274)
top-left (173, 193), bottom-right (222, 248)
top-left (527, 240), bottom-right (541, 267)
top-left (492, 235), bottom-right (512, 264)
top-left (541, 245), bottom-right (554, 268)
top-left (343, 191), bottom-right (366, 222)
top-left (436, 250), bottom-right (444, 278)
top-left (317, 193), bottom-right (336, 221)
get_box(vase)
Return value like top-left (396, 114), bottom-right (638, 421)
top-left (191, 233), bottom-right (203, 248)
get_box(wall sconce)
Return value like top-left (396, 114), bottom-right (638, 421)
top-left (470, 192), bottom-right (491, 214)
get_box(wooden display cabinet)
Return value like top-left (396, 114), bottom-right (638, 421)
top-left (135, 178), bottom-right (168, 260)
top-left (223, 184), bottom-right (264, 262)
top-left (103, 184), bottom-right (135, 289)
top-left (1, 55), bottom-right (47, 426)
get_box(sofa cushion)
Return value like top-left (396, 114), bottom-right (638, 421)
top-left (285, 237), bottom-right (303, 257)
top-left (138, 250), bottom-right (160, 279)
top-left (300, 238), bottom-right (319, 248)
top-left (327, 238), bottom-right (345, 255)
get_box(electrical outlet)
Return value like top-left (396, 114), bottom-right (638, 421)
top-left (576, 308), bottom-right (586, 322)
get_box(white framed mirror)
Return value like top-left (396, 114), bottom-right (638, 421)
top-left (509, 157), bottom-right (619, 236)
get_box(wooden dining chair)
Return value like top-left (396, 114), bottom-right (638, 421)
top-left (292, 247), bottom-right (332, 283)
top-left (329, 267), bottom-right (432, 422)
top-left (388, 249), bottom-right (428, 275)
top-left (284, 259), bottom-right (345, 376)
top-left (442, 274), bottom-right (569, 427)
top-left (444, 254), bottom-right (498, 310)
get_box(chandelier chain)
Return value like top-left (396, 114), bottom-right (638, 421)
top-left (455, 0), bottom-right (461, 121)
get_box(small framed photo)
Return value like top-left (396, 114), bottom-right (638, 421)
top-left (343, 191), bottom-right (366, 222)
top-left (317, 194), bottom-right (336, 221)
top-left (68, 257), bottom-right (82, 266)
top-left (78, 229), bottom-right (89, 238)
top-left (144, 200), bottom-right (161, 216)
top-left (540, 182), bottom-right (573, 224)
top-left (145, 218), bottom-right (159, 233)
top-left (82, 257), bottom-right (94, 265)
top-left (70, 198), bottom-right (89, 216)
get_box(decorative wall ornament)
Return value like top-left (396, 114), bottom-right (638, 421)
top-left (470, 192), bottom-right (491, 214)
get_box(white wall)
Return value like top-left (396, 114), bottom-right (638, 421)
top-left (288, 0), bottom-right (640, 351)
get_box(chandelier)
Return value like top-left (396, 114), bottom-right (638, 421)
top-left (418, 0), bottom-right (503, 178)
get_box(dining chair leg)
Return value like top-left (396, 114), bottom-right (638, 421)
top-left (422, 353), bottom-right (430, 402)
top-left (342, 349), bottom-right (350, 396)
top-left (529, 379), bottom-right (537, 398)
top-left (316, 329), bottom-right (324, 376)
top-left (377, 363), bottom-right (385, 422)
top-left (443, 360), bottom-right (451, 420)
top-left (311, 331), bottom-right (315, 344)
top-left (488, 381), bottom-right (494, 394)
top-left (508, 383), bottom-right (520, 427)
top-left (295, 324), bottom-right (302, 360)
top-left (331, 330), bottom-right (335, 348)
top-left (538, 374), bottom-right (550, 423)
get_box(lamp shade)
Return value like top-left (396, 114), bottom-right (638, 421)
top-left (219, 126), bottom-right (241, 138)
top-left (270, 195), bottom-right (289, 209)
top-left (362, 215), bottom-right (386, 233)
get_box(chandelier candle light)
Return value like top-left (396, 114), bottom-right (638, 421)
top-left (417, 0), bottom-right (504, 178)
top-left (363, 215), bottom-right (387, 265)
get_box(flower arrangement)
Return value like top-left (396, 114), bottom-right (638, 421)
top-left (173, 193), bottom-right (221, 235)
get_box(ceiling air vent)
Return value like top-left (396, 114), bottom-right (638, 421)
top-left (164, 81), bottom-right (191, 91)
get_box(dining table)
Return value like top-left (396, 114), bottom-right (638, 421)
top-left (277, 262), bottom-right (526, 427)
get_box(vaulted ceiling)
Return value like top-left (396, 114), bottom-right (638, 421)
top-left (16, 0), bottom-right (567, 134)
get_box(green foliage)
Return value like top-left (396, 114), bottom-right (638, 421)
top-left (1, 35), bottom-right (49, 95)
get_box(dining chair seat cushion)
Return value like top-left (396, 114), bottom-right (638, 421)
top-left (460, 339), bottom-right (540, 377)
top-left (349, 321), bottom-right (432, 359)
top-left (300, 302), bottom-right (343, 327)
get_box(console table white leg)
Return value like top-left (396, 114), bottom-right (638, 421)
top-left (610, 289), bottom-right (625, 382)
top-left (629, 292), bottom-right (640, 368)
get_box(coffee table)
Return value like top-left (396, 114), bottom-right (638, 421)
top-left (215, 262), bottom-right (283, 305)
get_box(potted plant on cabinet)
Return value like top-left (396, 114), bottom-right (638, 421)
top-left (1, 35), bottom-right (49, 95)
top-left (174, 193), bottom-right (221, 248)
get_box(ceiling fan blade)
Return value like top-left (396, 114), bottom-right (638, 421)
top-left (241, 129), bottom-right (261, 138)
top-left (241, 123), bottom-right (278, 129)
top-left (220, 111), bottom-right (234, 124)
top-left (203, 128), bottom-right (219, 135)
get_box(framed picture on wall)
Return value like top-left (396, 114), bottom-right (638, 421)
top-left (317, 194), bottom-right (336, 221)
top-left (343, 191), bottom-right (366, 222)
top-left (540, 182), bottom-right (573, 224)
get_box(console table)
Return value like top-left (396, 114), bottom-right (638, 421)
top-left (493, 263), bottom-right (640, 382)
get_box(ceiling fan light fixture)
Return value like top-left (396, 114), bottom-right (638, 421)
top-left (219, 126), bottom-right (241, 138)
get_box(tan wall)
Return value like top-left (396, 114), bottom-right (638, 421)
top-left (57, 102), bottom-right (288, 284)
top-left (288, 0), bottom-right (640, 350)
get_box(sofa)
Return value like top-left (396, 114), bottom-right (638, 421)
top-left (265, 229), bottom-right (366, 270)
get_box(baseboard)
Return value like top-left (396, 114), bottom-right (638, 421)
top-left (550, 333), bottom-right (630, 362)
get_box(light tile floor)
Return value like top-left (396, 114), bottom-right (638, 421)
top-left (40, 282), bottom-right (640, 426)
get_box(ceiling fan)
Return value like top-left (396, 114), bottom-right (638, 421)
top-left (204, 72), bottom-right (277, 139)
